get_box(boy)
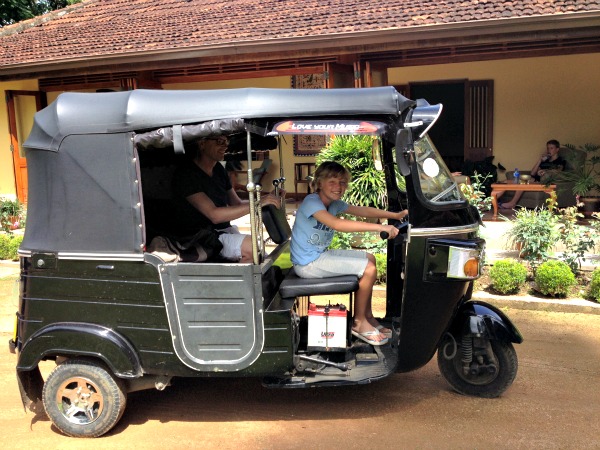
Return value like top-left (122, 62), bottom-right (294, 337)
top-left (290, 161), bottom-right (408, 346)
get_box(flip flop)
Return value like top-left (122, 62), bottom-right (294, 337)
top-left (376, 325), bottom-right (393, 339)
top-left (498, 202), bottom-right (514, 210)
top-left (351, 329), bottom-right (389, 346)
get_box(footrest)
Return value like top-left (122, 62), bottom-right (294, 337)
top-left (280, 270), bottom-right (359, 298)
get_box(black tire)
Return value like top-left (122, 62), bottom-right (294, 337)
top-left (437, 338), bottom-right (518, 398)
top-left (42, 359), bottom-right (127, 437)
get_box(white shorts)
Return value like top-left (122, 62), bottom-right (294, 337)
top-left (217, 226), bottom-right (247, 261)
top-left (294, 249), bottom-right (368, 279)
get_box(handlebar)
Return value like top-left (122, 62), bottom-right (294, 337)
top-left (380, 220), bottom-right (409, 240)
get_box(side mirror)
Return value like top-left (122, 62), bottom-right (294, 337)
top-left (395, 129), bottom-right (412, 176)
top-left (406, 99), bottom-right (443, 140)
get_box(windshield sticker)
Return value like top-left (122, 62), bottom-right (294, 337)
top-left (273, 120), bottom-right (383, 135)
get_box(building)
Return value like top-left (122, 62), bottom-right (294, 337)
top-left (1, 0), bottom-right (599, 201)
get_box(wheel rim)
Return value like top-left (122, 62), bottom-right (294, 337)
top-left (55, 376), bottom-right (104, 425)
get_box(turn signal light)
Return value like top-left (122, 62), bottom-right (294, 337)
top-left (463, 257), bottom-right (480, 278)
top-left (447, 246), bottom-right (482, 280)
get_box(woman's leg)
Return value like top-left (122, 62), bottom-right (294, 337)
top-left (501, 190), bottom-right (524, 209)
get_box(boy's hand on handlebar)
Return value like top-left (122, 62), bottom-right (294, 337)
top-left (380, 224), bottom-right (399, 240)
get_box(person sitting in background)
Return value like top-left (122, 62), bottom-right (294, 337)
top-left (496, 139), bottom-right (565, 210)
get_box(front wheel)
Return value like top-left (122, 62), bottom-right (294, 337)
top-left (437, 336), bottom-right (518, 398)
top-left (42, 359), bottom-right (127, 437)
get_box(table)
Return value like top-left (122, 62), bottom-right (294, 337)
top-left (490, 182), bottom-right (556, 220)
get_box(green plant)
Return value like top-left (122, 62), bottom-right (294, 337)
top-left (489, 259), bottom-right (528, 294)
top-left (561, 143), bottom-right (600, 197)
top-left (589, 268), bottom-right (600, 303)
top-left (0, 234), bottom-right (23, 261)
top-left (534, 260), bottom-right (576, 297)
top-left (374, 253), bottom-right (387, 284)
top-left (0, 197), bottom-right (24, 233)
top-left (505, 206), bottom-right (559, 264)
top-left (459, 172), bottom-right (492, 216)
top-left (317, 135), bottom-right (389, 208)
top-left (556, 206), bottom-right (600, 273)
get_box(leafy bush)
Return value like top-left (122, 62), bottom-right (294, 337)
top-left (534, 260), bottom-right (576, 297)
top-left (589, 268), bottom-right (600, 303)
top-left (459, 172), bottom-right (492, 216)
top-left (374, 253), bottom-right (387, 284)
top-left (317, 135), bottom-right (400, 208)
top-left (489, 259), bottom-right (527, 294)
top-left (505, 206), bottom-right (559, 264)
top-left (556, 207), bottom-right (600, 273)
top-left (0, 233), bottom-right (23, 261)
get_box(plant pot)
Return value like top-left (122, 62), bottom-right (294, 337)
top-left (577, 196), bottom-right (600, 218)
top-left (2, 215), bottom-right (21, 230)
top-left (514, 241), bottom-right (530, 259)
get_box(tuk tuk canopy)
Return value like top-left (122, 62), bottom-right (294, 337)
top-left (21, 87), bottom-right (414, 259)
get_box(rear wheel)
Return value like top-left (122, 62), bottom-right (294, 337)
top-left (42, 359), bottom-right (127, 437)
top-left (438, 336), bottom-right (518, 398)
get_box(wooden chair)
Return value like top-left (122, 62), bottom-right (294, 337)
top-left (233, 159), bottom-right (272, 192)
top-left (294, 162), bottom-right (316, 200)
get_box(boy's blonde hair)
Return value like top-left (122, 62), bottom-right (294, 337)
top-left (311, 161), bottom-right (351, 192)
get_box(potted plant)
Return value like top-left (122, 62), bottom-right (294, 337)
top-left (561, 143), bottom-right (600, 217)
top-left (0, 197), bottom-right (24, 232)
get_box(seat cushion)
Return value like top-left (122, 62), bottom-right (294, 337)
top-left (279, 269), bottom-right (359, 298)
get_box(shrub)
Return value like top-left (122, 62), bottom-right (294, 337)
top-left (459, 172), bottom-right (492, 216)
top-left (489, 259), bottom-right (527, 294)
top-left (589, 268), bottom-right (600, 303)
top-left (0, 233), bottom-right (23, 261)
top-left (374, 252), bottom-right (387, 284)
top-left (534, 260), bottom-right (576, 297)
top-left (556, 206), bottom-right (600, 273)
top-left (505, 206), bottom-right (559, 265)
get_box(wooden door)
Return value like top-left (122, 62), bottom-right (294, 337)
top-left (465, 80), bottom-right (494, 162)
top-left (324, 62), bottom-right (356, 88)
top-left (6, 90), bottom-right (43, 203)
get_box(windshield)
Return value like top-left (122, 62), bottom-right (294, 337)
top-left (414, 135), bottom-right (462, 203)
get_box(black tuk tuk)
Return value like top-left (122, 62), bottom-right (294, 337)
top-left (9, 87), bottom-right (522, 437)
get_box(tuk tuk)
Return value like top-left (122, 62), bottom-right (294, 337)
top-left (9, 87), bottom-right (522, 437)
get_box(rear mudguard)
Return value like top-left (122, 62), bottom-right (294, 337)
top-left (449, 301), bottom-right (524, 343)
top-left (16, 322), bottom-right (143, 412)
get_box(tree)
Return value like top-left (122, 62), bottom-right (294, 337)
top-left (1, 0), bottom-right (81, 27)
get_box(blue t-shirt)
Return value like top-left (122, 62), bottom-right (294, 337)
top-left (290, 193), bottom-right (348, 266)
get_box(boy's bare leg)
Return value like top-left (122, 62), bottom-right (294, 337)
top-left (352, 257), bottom-right (385, 342)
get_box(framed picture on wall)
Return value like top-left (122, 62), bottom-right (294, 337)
top-left (292, 74), bottom-right (327, 156)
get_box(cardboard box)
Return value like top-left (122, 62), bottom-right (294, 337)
top-left (307, 303), bottom-right (347, 351)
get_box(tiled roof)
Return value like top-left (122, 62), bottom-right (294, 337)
top-left (1, 0), bottom-right (599, 68)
